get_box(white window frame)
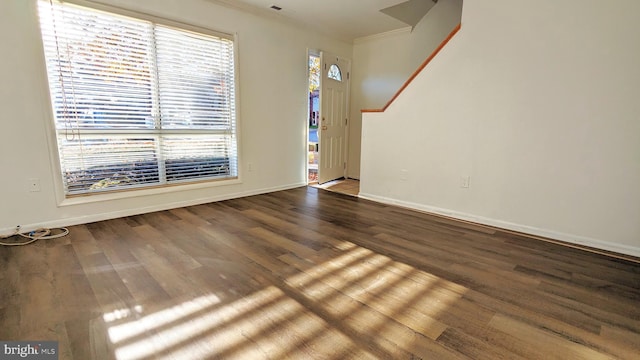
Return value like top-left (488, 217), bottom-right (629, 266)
top-left (36, 0), bottom-right (242, 205)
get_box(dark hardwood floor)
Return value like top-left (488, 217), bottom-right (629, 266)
top-left (1, 186), bottom-right (639, 359)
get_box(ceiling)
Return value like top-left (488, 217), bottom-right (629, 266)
top-left (209, 0), bottom-right (436, 42)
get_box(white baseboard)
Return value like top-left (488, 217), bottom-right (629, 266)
top-left (1, 182), bottom-right (306, 236)
top-left (359, 192), bottom-right (640, 259)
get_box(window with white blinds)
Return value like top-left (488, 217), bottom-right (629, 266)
top-left (38, 0), bottom-right (238, 196)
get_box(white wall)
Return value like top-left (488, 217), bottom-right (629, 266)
top-left (348, 0), bottom-right (463, 179)
top-left (361, 0), bottom-right (640, 256)
top-left (0, 0), bottom-right (351, 233)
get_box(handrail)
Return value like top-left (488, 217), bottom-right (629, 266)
top-left (361, 23), bottom-right (461, 113)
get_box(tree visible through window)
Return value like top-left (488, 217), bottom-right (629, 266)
top-left (38, 0), bottom-right (238, 195)
top-left (309, 56), bottom-right (320, 93)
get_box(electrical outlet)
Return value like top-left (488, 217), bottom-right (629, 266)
top-left (400, 169), bottom-right (408, 181)
top-left (247, 162), bottom-right (253, 172)
top-left (460, 176), bottom-right (470, 189)
top-left (28, 178), bottom-right (41, 192)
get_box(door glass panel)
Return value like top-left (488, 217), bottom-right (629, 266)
top-left (328, 64), bottom-right (342, 81)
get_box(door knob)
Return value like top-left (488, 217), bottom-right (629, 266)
top-left (322, 126), bottom-right (328, 130)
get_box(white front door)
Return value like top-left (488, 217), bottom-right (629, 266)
top-left (318, 52), bottom-right (350, 184)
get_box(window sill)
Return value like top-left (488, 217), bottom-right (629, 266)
top-left (57, 177), bottom-right (242, 207)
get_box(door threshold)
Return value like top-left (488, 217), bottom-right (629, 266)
top-left (310, 178), bottom-right (359, 197)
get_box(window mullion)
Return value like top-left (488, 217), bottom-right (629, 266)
top-left (149, 25), bottom-right (167, 184)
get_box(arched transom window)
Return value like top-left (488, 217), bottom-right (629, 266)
top-left (328, 64), bottom-right (342, 81)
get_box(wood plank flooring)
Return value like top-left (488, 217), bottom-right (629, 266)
top-left (311, 179), bottom-right (360, 196)
top-left (1, 186), bottom-right (639, 359)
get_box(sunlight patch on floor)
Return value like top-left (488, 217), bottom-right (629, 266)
top-left (108, 294), bottom-right (222, 345)
top-left (106, 243), bottom-right (468, 359)
top-left (111, 288), bottom-right (282, 360)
